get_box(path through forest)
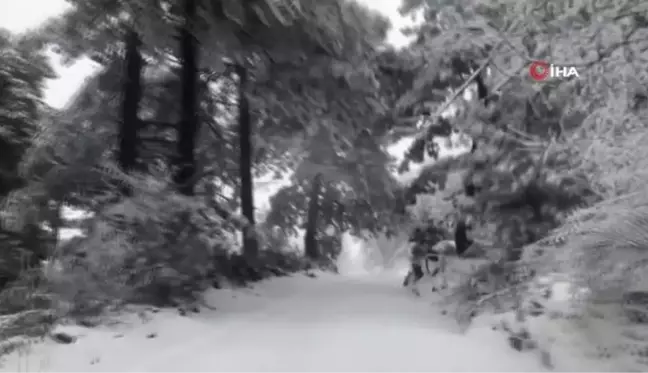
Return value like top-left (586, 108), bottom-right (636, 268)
top-left (0, 272), bottom-right (546, 372)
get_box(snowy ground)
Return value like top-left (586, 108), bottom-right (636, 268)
top-left (0, 271), bottom-right (546, 372)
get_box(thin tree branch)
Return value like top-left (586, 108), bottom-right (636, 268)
top-left (408, 40), bottom-right (504, 146)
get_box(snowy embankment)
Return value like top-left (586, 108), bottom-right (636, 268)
top-left (0, 272), bottom-right (546, 372)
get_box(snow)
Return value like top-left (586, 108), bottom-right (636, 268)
top-left (355, 0), bottom-right (419, 49)
top-left (0, 272), bottom-right (546, 372)
top-left (46, 54), bottom-right (100, 110)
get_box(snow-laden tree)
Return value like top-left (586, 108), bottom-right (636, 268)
top-left (0, 29), bottom-right (56, 293)
top-left (391, 0), bottom-right (648, 368)
top-left (257, 31), bottom-right (423, 268)
top-left (393, 0), bottom-right (648, 264)
top-left (0, 0), bottom-right (402, 313)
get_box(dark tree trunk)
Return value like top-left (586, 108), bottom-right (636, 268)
top-left (118, 28), bottom-right (142, 186)
top-left (174, 0), bottom-right (199, 196)
top-left (236, 64), bottom-right (258, 258)
top-left (454, 220), bottom-right (474, 256)
top-left (469, 72), bottom-right (489, 154)
top-left (474, 73), bottom-right (489, 105)
top-left (304, 174), bottom-right (322, 260)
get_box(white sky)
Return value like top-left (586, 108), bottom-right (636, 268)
top-left (358, 0), bottom-right (415, 47)
top-left (0, 0), bottom-right (70, 33)
top-left (0, 0), bottom-right (412, 109)
top-left (0, 0), bottom-right (98, 109)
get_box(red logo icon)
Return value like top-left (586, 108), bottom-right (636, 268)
top-left (529, 61), bottom-right (550, 81)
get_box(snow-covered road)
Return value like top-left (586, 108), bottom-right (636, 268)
top-left (0, 272), bottom-right (546, 372)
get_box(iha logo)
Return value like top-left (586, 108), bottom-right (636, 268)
top-left (528, 61), bottom-right (579, 81)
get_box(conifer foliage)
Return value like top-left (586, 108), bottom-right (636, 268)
top-left (391, 0), bottom-right (648, 367)
top-left (0, 0), bottom-right (399, 320)
top-left (0, 30), bottom-right (55, 291)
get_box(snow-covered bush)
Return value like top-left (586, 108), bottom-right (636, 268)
top-left (465, 104), bottom-right (648, 368)
top-left (0, 267), bottom-right (56, 356)
top-left (488, 60), bottom-right (648, 366)
top-left (516, 200), bottom-right (648, 370)
top-left (47, 184), bottom-right (230, 314)
top-left (38, 168), bottom-right (316, 317)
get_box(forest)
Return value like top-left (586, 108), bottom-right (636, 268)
top-left (1, 0), bottom-right (648, 370)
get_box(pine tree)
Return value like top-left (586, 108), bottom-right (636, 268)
top-left (0, 29), bottom-right (55, 289)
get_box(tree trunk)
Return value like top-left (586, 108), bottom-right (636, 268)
top-left (118, 28), bottom-right (142, 186)
top-left (174, 0), bottom-right (199, 196)
top-left (304, 174), bottom-right (322, 260)
top-left (236, 64), bottom-right (258, 258)
top-left (48, 200), bottom-right (63, 248)
top-left (469, 72), bottom-right (489, 154)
